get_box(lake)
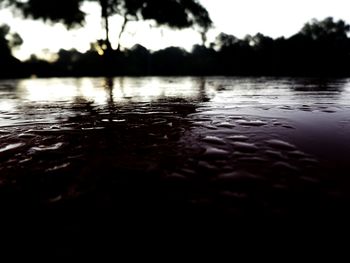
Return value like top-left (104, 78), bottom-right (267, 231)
top-left (0, 77), bottom-right (350, 255)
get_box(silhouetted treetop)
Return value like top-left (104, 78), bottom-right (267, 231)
top-left (213, 33), bottom-right (239, 49)
top-left (0, 23), bottom-right (23, 78)
top-left (140, 0), bottom-right (212, 30)
top-left (299, 17), bottom-right (350, 40)
top-left (1, 0), bottom-right (85, 27)
top-left (2, 0), bottom-right (212, 50)
top-left (0, 24), bottom-right (22, 57)
top-left (247, 33), bottom-right (274, 50)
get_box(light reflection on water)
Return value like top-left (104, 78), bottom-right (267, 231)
top-left (1, 76), bottom-right (350, 215)
top-left (14, 77), bottom-right (205, 105)
top-left (3, 76), bottom-right (350, 108)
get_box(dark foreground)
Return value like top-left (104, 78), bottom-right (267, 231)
top-left (1, 77), bottom-right (350, 258)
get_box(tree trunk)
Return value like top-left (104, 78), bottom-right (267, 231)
top-left (99, 0), bottom-right (113, 76)
top-left (116, 15), bottom-right (128, 51)
top-left (104, 13), bottom-right (112, 51)
top-left (201, 31), bottom-right (207, 46)
top-left (100, 0), bottom-right (112, 52)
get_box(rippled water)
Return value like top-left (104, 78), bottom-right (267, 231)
top-left (1, 76), bottom-right (350, 219)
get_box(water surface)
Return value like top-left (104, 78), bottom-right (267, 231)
top-left (1, 76), bottom-right (350, 218)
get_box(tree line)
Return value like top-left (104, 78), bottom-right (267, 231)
top-left (1, 15), bottom-right (350, 77)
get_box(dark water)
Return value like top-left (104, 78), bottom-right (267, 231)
top-left (1, 77), bottom-right (350, 255)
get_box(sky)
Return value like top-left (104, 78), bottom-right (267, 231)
top-left (0, 0), bottom-right (350, 61)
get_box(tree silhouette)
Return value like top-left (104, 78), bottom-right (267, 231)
top-left (0, 23), bottom-right (23, 77)
top-left (0, 24), bottom-right (22, 57)
top-left (212, 33), bottom-right (239, 50)
top-left (300, 17), bottom-right (350, 41)
top-left (0, 0), bottom-right (85, 26)
top-left (2, 0), bottom-right (212, 52)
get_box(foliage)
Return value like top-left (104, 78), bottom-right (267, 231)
top-left (0, 23), bottom-right (22, 56)
top-left (0, 23), bottom-right (23, 77)
top-left (1, 0), bottom-right (212, 49)
top-left (300, 17), bottom-right (350, 41)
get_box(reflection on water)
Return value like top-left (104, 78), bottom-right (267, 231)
top-left (0, 76), bottom-right (350, 220)
top-left (15, 77), bottom-right (206, 104)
